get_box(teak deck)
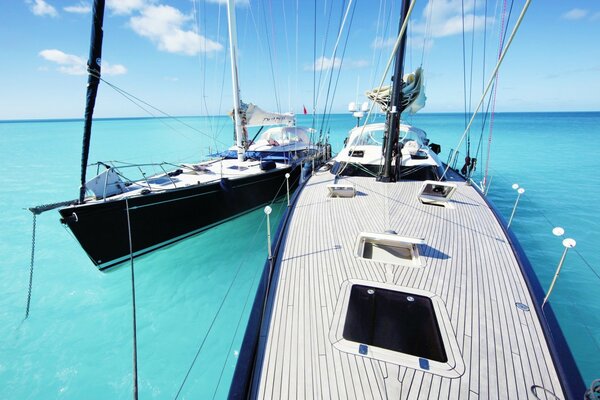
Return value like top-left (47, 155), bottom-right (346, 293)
top-left (251, 169), bottom-right (564, 399)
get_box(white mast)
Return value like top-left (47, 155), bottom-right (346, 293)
top-left (226, 0), bottom-right (245, 162)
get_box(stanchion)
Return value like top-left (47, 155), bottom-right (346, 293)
top-left (542, 227), bottom-right (576, 307)
top-left (508, 183), bottom-right (525, 228)
top-left (264, 206), bottom-right (272, 259)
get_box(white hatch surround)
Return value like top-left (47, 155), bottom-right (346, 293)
top-left (355, 232), bottom-right (425, 268)
top-left (329, 279), bottom-right (466, 379)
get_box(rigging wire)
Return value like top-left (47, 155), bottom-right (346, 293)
top-left (369, 0), bottom-right (395, 91)
top-left (209, 173), bottom-right (304, 399)
top-left (420, 0), bottom-right (434, 67)
top-left (280, 0), bottom-right (292, 112)
top-left (368, 0), bottom-right (387, 91)
top-left (173, 177), bottom-right (289, 400)
top-left (460, 0), bottom-right (472, 162)
top-left (440, 0), bottom-right (532, 181)
top-left (312, 0), bottom-right (317, 132)
top-left (321, 0), bottom-right (358, 136)
top-left (94, 73), bottom-right (230, 149)
top-left (315, 0), bottom-right (355, 126)
top-left (260, 0), bottom-right (282, 113)
top-left (483, 0), bottom-right (515, 187)
top-left (316, 0), bottom-right (349, 133)
top-left (468, 0), bottom-right (478, 131)
top-left (486, 170), bottom-right (600, 283)
top-left (314, 0), bottom-right (336, 114)
top-left (335, 0), bottom-right (418, 177)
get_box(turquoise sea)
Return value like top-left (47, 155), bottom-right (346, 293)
top-left (1, 112), bottom-right (599, 398)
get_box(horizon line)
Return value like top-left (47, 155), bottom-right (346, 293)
top-left (2, 110), bottom-right (600, 124)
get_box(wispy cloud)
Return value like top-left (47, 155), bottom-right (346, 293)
top-left (592, 12), bottom-right (600, 21)
top-left (27, 0), bottom-right (58, 17)
top-left (413, 0), bottom-right (491, 38)
top-left (371, 37), bottom-right (396, 49)
top-left (544, 65), bottom-right (600, 80)
top-left (64, 2), bottom-right (91, 14)
top-left (39, 49), bottom-right (127, 76)
top-left (205, 0), bottom-right (250, 5)
top-left (306, 57), bottom-right (368, 71)
top-left (129, 5), bottom-right (223, 56)
top-left (561, 8), bottom-right (589, 20)
top-left (308, 57), bottom-right (342, 71)
top-left (349, 60), bottom-right (369, 68)
top-left (106, 0), bottom-right (148, 15)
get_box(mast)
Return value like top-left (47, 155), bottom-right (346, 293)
top-left (78, 0), bottom-right (105, 203)
top-left (226, 0), bottom-right (246, 163)
top-left (377, 0), bottom-right (410, 183)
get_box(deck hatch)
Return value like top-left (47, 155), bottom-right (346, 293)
top-left (330, 280), bottom-right (465, 378)
top-left (355, 232), bottom-right (424, 267)
top-left (418, 180), bottom-right (457, 206)
top-left (342, 284), bottom-right (448, 362)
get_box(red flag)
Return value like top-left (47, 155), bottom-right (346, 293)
top-left (303, 105), bottom-right (308, 115)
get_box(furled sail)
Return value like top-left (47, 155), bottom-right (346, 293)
top-left (231, 102), bottom-right (295, 128)
top-left (366, 67), bottom-right (426, 115)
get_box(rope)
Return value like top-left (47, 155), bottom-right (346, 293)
top-left (125, 198), bottom-right (139, 400)
top-left (24, 213), bottom-right (37, 320)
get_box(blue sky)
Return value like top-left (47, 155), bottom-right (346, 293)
top-left (1, 0), bottom-right (599, 120)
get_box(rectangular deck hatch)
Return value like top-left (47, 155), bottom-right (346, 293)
top-left (355, 232), bottom-right (424, 267)
top-left (418, 180), bottom-right (457, 206)
top-left (343, 284), bottom-right (447, 362)
top-left (330, 280), bottom-right (465, 378)
top-left (327, 183), bottom-right (356, 198)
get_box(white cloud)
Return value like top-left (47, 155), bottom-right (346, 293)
top-left (349, 60), bottom-right (369, 68)
top-left (205, 0), bottom-right (250, 5)
top-left (129, 5), bottom-right (223, 56)
top-left (306, 57), bottom-right (368, 71)
top-left (64, 2), bottom-right (91, 14)
top-left (39, 49), bottom-right (127, 76)
top-left (592, 12), bottom-right (600, 21)
top-left (371, 37), bottom-right (396, 49)
top-left (414, 0), bottom-right (491, 38)
top-left (27, 0), bottom-right (58, 17)
top-left (106, 0), bottom-right (148, 15)
top-left (308, 57), bottom-right (342, 71)
top-left (561, 8), bottom-right (589, 20)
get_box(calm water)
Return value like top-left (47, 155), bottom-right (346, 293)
top-left (0, 112), bottom-right (598, 398)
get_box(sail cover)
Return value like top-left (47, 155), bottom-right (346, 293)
top-left (231, 102), bottom-right (295, 127)
top-left (366, 67), bottom-right (426, 115)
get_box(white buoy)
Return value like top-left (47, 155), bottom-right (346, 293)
top-left (552, 227), bottom-right (565, 237)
